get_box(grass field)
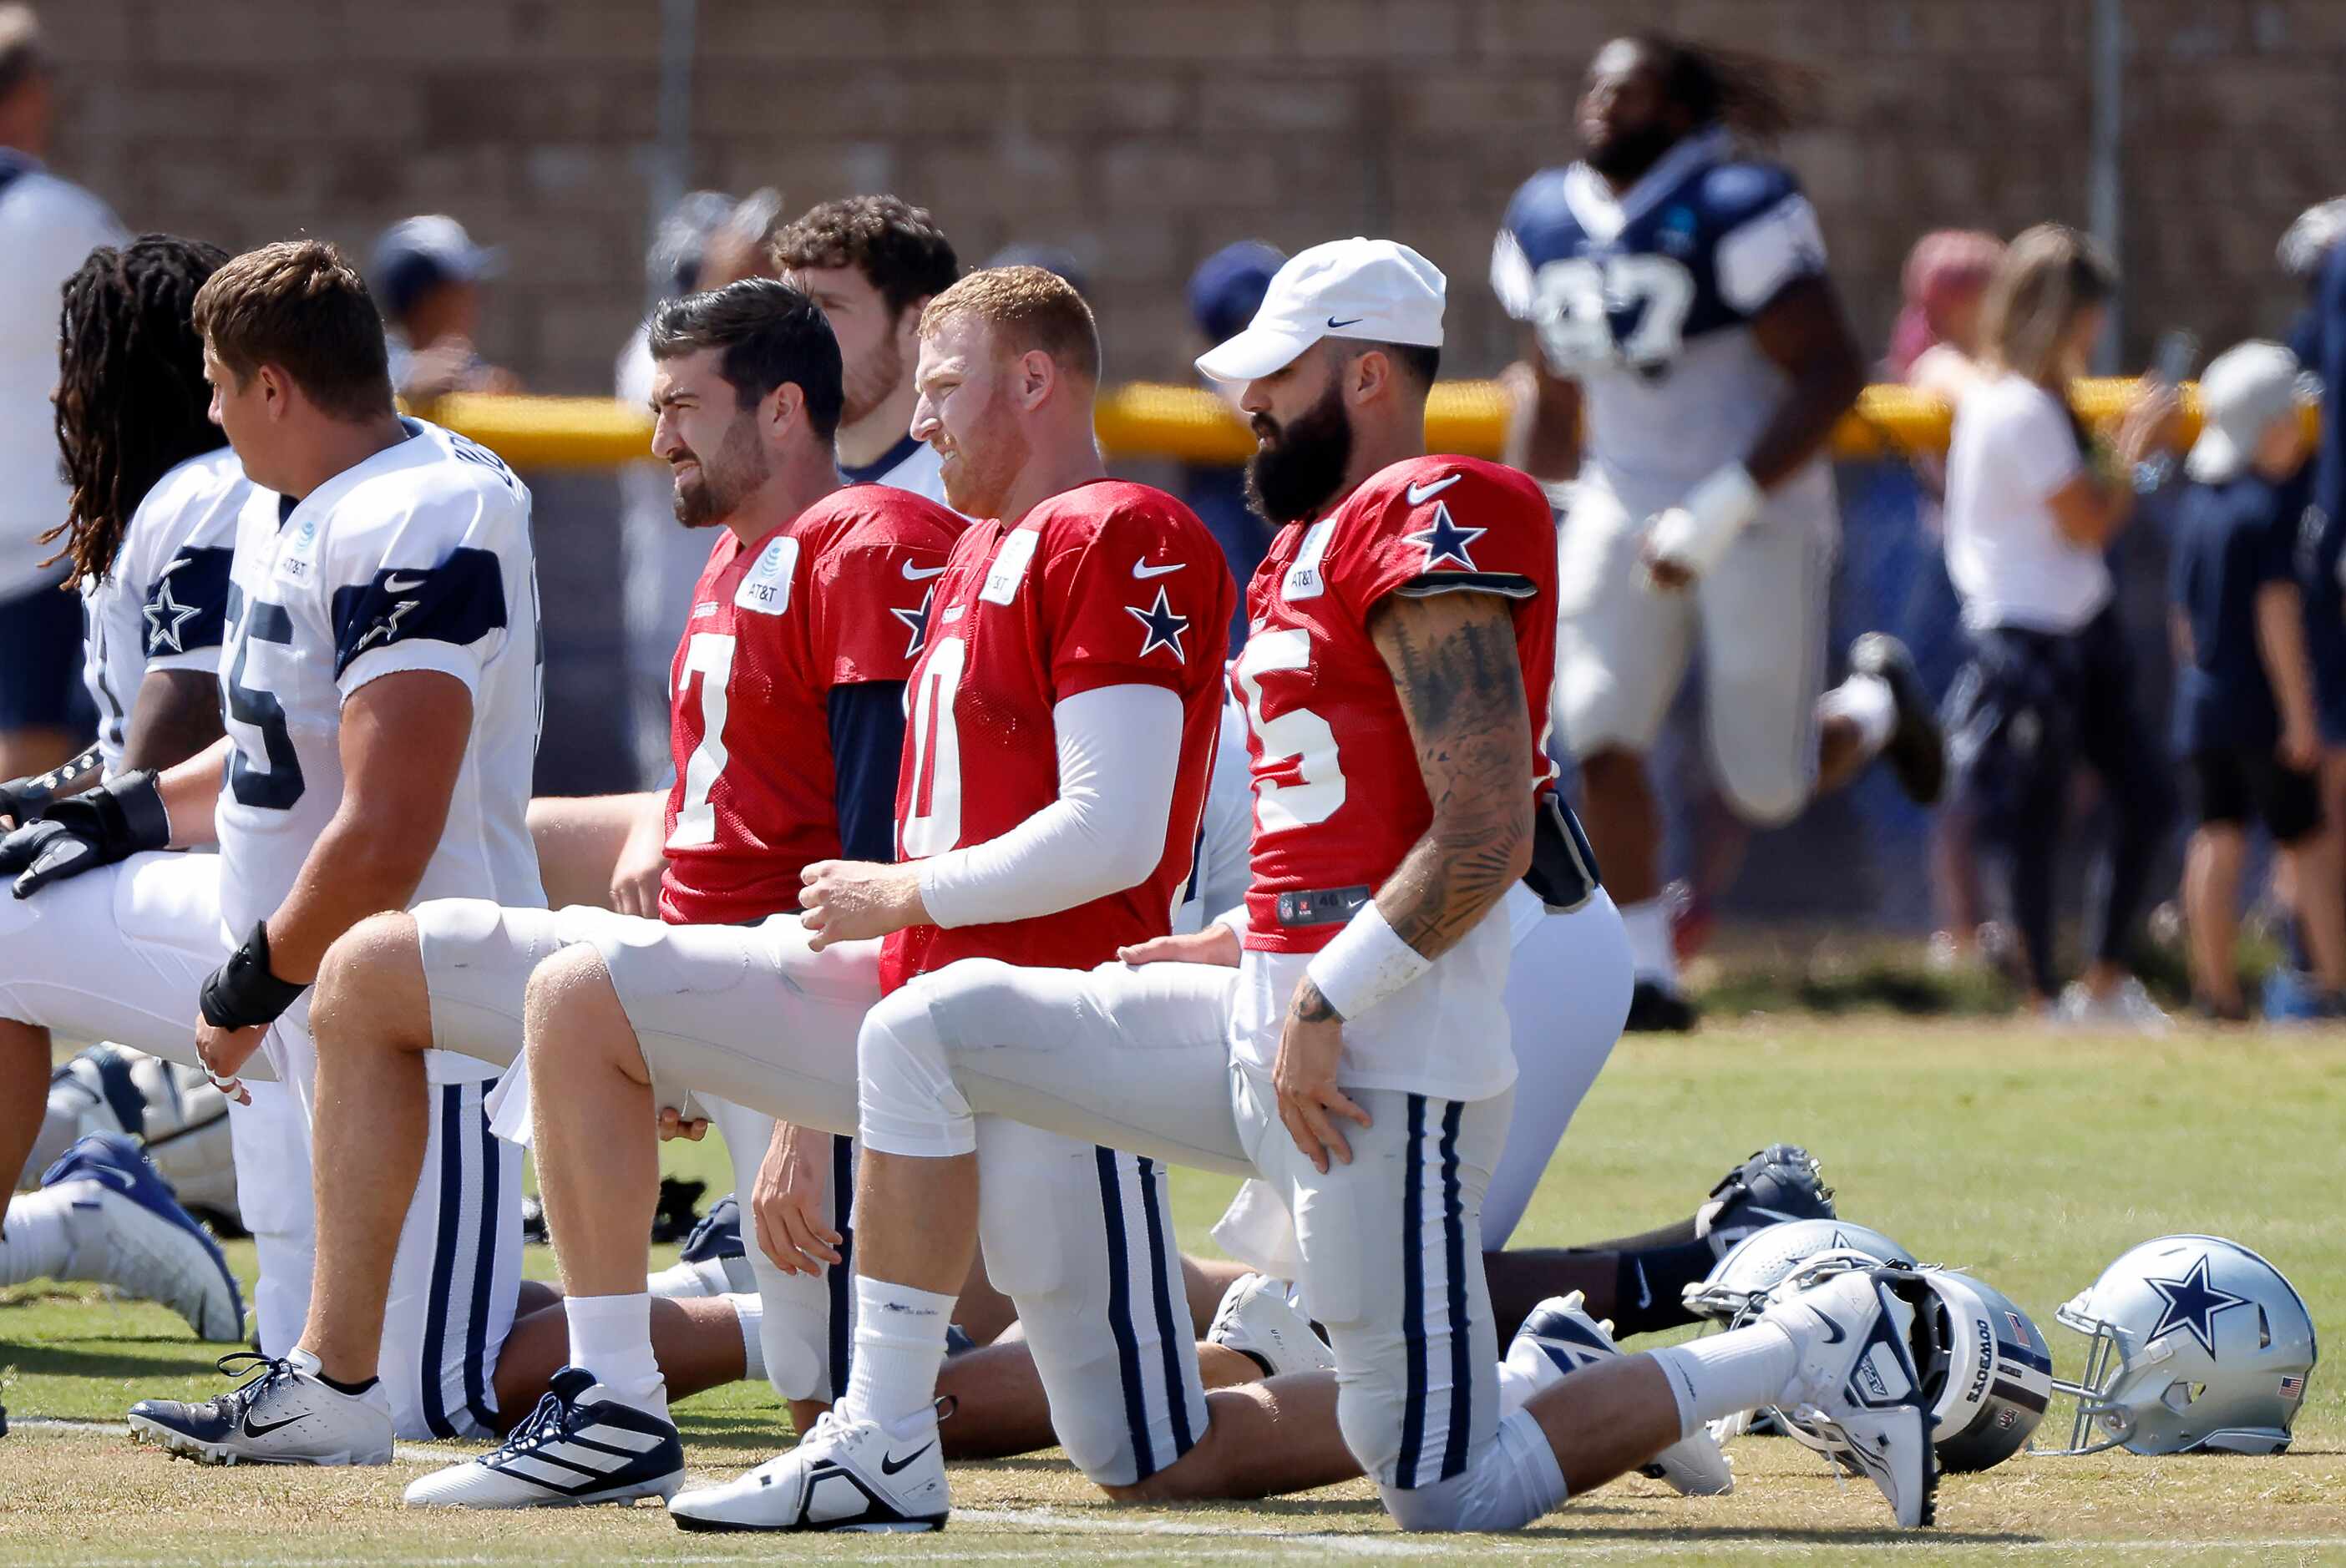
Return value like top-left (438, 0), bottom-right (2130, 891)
top-left (6, 1015), bottom-right (2345, 1564)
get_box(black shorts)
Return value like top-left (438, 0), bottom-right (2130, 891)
top-left (0, 579), bottom-right (92, 733)
top-left (2191, 748), bottom-right (2322, 843)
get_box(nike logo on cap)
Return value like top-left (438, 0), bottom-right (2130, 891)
top-left (1326, 316), bottom-right (1364, 329)
top-left (879, 1440), bottom-right (935, 1475)
top-left (1405, 475), bottom-right (1462, 505)
top-left (1132, 560), bottom-right (1185, 579)
top-left (901, 562), bottom-right (946, 581)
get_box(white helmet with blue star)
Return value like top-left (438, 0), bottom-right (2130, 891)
top-left (2045, 1234), bottom-right (2316, 1455)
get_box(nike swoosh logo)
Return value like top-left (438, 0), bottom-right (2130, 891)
top-left (242, 1410), bottom-right (310, 1439)
top-left (1632, 1260), bottom-right (1652, 1310)
top-left (1406, 475), bottom-right (1462, 505)
top-left (1326, 316), bottom-right (1364, 329)
top-left (1812, 1311), bottom-right (1846, 1345)
top-left (879, 1440), bottom-right (935, 1475)
top-left (902, 562), bottom-right (946, 581)
top-left (383, 574), bottom-right (425, 594)
top-left (159, 556), bottom-right (192, 578)
top-left (1132, 561), bottom-right (1185, 579)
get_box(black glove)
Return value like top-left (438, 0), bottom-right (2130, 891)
top-left (0, 741), bottom-right (103, 827)
top-left (0, 770), bottom-right (170, 898)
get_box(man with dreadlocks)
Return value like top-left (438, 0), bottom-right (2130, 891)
top-left (1492, 34), bottom-right (1947, 1032)
top-left (0, 235), bottom-right (251, 1344)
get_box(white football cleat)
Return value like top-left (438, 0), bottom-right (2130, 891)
top-left (1761, 1266), bottom-right (1938, 1528)
top-left (1208, 1272), bottom-right (1335, 1379)
top-left (1506, 1292), bottom-right (1733, 1496)
top-left (43, 1132), bottom-right (242, 1341)
top-left (405, 1366), bottom-right (685, 1508)
top-left (127, 1349), bottom-right (392, 1465)
top-left (667, 1409), bottom-right (947, 1533)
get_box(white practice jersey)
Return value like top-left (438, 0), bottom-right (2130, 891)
top-left (215, 418), bottom-right (545, 938)
top-left (1172, 679), bottom-right (1254, 936)
top-left (1491, 128), bottom-right (1836, 523)
top-left (82, 448), bottom-right (255, 776)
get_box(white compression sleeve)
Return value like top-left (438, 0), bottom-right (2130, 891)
top-left (917, 683), bottom-right (1184, 929)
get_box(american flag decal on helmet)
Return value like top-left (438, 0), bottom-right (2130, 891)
top-left (2279, 1374), bottom-right (2306, 1399)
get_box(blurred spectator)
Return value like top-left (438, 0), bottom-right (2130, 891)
top-left (1890, 229), bottom-right (2004, 966)
top-left (0, 3), bottom-right (124, 777)
top-left (1941, 224), bottom-right (2176, 1027)
top-left (369, 215), bottom-right (521, 401)
top-left (2293, 196), bottom-right (2346, 1015)
top-left (615, 189), bottom-right (781, 784)
top-left (2278, 196), bottom-right (2346, 371)
top-left (2167, 341), bottom-right (2339, 1018)
top-left (1183, 240), bottom-right (1284, 648)
top-left (984, 242), bottom-right (1088, 301)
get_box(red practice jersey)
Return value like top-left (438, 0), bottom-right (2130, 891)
top-left (661, 484), bottom-right (965, 926)
top-left (1234, 455), bottom-right (1558, 953)
top-left (883, 479), bottom-right (1235, 989)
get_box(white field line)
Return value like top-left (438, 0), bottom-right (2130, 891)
top-left (20, 1420), bottom-right (2346, 1559)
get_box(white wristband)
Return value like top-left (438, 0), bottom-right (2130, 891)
top-left (1304, 901), bottom-right (1431, 1020)
top-left (1644, 463), bottom-right (1765, 579)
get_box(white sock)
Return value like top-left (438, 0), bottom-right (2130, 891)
top-left (565, 1291), bottom-right (669, 1420)
top-left (0, 1187), bottom-right (77, 1286)
top-left (839, 1275), bottom-right (954, 1434)
top-left (1646, 1322), bottom-right (1799, 1440)
top-left (726, 1291), bottom-right (766, 1383)
top-left (1619, 898), bottom-right (1680, 987)
top-left (646, 1256), bottom-right (732, 1298)
top-left (1818, 672), bottom-right (1898, 755)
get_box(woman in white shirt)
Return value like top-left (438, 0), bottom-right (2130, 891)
top-left (1941, 224), bottom-right (2176, 1025)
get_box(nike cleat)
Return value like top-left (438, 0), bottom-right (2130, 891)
top-left (1208, 1272), bottom-right (1335, 1379)
top-left (1625, 979), bottom-right (1699, 1034)
top-left (647, 1193), bottom-right (754, 1297)
top-left (128, 1350), bottom-right (392, 1465)
top-left (1505, 1292), bottom-right (1733, 1495)
top-left (1696, 1143), bottom-right (1836, 1260)
top-left (1762, 1267), bottom-right (1938, 1528)
top-left (43, 1132), bottom-right (242, 1341)
top-left (1849, 632), bottom-right (1945, 807)
top-left (668, 1409), bottom-right (948, 1533)
top-left (405, 1366), bottom-right (683, 1508)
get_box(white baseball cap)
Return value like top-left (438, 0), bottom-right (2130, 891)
top-left (1195, 237), bottom-right (1446, 383)
top-left (2186, 340), bottom-right (2303, 483)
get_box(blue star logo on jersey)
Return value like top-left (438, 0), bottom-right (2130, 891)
top-left (142, 577), bottom-right (204, 654)
top-left (1405, 500), bottom-right (1485, 572)
top-left (891, 586), bottom-right (934, 658)
top-left (2142, 1255), bottom-right (2251, 1358)
top-left (1126, 585), bottom-right (1190, 663)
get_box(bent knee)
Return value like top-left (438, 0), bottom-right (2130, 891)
top-left (312, 911), bottom-right (425, 1037)
top-left (521, 942), bottom-right (621, 1041)
top-left (1717, 767), bottom-right (1809, 828)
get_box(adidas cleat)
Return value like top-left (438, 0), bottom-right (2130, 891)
top-left (668, 1409), bottom-right (947, 1533)
top-left (1506, 1292), bottom-right (1733, 1495)
top-left (128, 1350), bottom-right (392, 1465)
top-left (43, 1132), bottom-right (242, 1341)
top-left (1208, 1272), bottom-right (1335, 1379)
top-left (405, 1366), bottom-right (683, 1508)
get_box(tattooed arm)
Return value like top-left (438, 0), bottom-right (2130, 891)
top-left (1274, 586), bottom-right (1535, 1170)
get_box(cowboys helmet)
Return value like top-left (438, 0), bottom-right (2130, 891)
top-left (1910, 1269), bottom-right (2055, 1471)
top-left (1684, 1217), bottom-right (1916, 1325)
top-left (2045, 1235), bottom-right (2316, 1456)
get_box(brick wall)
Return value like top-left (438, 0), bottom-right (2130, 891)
top-left (41, 0), bottom-right (2346, 394)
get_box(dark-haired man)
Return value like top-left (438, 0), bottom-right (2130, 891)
top-left (0, 237), bottom-right (542, 1443)
top-left (772, 194), bottom-right (961, 501)
top-left (120, 276), bottom-right (963, 1480)
top-left (1492, 33), bottom-right (1943, 1030)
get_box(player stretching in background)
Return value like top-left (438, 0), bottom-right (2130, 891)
top-left (1492, 34), bottom-right (1944, 1029)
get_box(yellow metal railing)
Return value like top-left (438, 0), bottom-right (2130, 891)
top-left (426, 377), bottom-right (2232, 471)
